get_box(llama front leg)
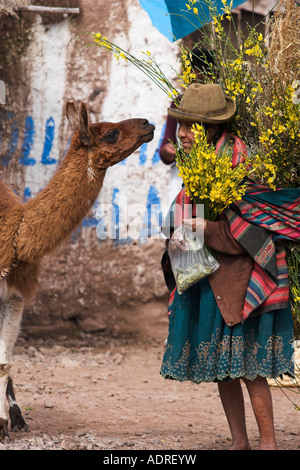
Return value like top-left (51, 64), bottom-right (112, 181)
top-left (0, 292), bottom-right (26, 440)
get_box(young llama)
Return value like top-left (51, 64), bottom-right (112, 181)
top-left (0, 102), bottom-right (155, 440)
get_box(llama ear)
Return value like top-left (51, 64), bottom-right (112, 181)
top-left (66, 101), bottom-right (80, 130)
top-left (78, 103), bottom-right (92, 147)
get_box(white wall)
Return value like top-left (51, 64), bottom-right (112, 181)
top-left (19, 0), bottom-right (180, 245)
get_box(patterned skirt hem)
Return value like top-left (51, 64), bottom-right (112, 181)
top-left (159, 367), bottom-right (295, 384)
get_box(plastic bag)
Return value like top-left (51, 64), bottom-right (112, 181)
top-left (168, 225), bottom-right (219, 295)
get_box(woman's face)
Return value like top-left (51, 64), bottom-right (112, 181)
top-left (177, 122), bottom-right (194, 152)
top-left (177, 121), bottom-right (218, 152)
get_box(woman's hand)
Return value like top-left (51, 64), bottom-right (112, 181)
top-left (183, 217), bottom-right (207, 233)
top-left (169, 226), bottom-right (187, 252)
top-left (168, 218), bottom-right (207, 253)
top-left (161, 143), bottom-right (176, 163)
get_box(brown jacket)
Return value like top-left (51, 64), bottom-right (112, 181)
top-left (204, 219), bottom-right (253, 326)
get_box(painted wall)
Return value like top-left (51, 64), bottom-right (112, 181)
top-left (0, 0), bottom-right (180, 337)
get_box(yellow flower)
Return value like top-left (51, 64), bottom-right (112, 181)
top-left (175, 124), bottom-right (249, 218)
top-left (94, 33), bottom-right (102, 42)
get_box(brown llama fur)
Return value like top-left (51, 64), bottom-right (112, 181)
top-left (0, 102), bottom-right (155, 440)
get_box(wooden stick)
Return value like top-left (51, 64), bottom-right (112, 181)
top-left (20, 5), bottom-right (80, 14)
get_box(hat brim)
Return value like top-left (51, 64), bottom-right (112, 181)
top-left (167, 96), bottom-right (236, 124)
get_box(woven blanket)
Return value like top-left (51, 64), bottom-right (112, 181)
top-left (227, 184), bottom-right (300, 319)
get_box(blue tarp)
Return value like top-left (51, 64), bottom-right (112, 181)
top-left (139, 0), bottom-right (246, 41)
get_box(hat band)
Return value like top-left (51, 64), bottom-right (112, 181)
top-left (178, 104), bottom-right (228, 117)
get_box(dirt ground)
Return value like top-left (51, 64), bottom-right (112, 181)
top-left (1, 320), bottom-right (300, 453)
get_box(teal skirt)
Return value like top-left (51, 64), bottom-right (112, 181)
top-left (160, 278), bottom-right (295, 383)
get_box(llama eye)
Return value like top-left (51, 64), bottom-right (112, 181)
top-left (103, 129), bottom-right (120, 143)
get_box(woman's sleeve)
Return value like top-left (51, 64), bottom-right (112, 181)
top-left (204, 219), bottom-right (248, 255)
top-left (159, 110), bottom-right (178, 165)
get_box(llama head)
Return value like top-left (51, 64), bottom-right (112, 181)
top-left (66, 102), bottom-right (155, 170)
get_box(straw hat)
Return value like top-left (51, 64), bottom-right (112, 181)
top-left (168, 83), bottom-right (236, 124)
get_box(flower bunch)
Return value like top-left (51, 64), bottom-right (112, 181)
top-left (251, 82), bottom-right (300, 187)
top-left (176, 124), bottom-right (249, 221)
top-left (182, 0), bottom-right (300, 189)
top-left (89, 33), bottom-right (180, 102)
top-left (246, 153), bottom-right (277, 190)
top-left (178, 50), bottom-right (197, 89)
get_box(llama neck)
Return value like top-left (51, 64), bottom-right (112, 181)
top-left (18, 148), bottom-right (106, 262)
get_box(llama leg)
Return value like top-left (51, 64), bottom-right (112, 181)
top-left (6, 377), bottom-right (28, 432)
top-left (0, 293), bottom-right (26, 439)
top-left (0, 360), bottom-right (10, 440)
